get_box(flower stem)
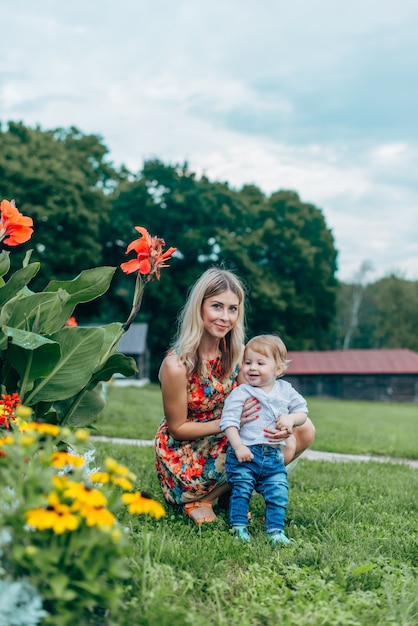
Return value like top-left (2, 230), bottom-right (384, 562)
top-left (122, 273), bottom-right (147, 333)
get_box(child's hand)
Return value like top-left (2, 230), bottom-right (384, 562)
top-left (235, 444), bottom-right (254, 463)
top-left (276, 414), bottom-right (295, 435)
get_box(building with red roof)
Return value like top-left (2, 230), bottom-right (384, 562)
top-left (284, 349), bottom-right (418, 402)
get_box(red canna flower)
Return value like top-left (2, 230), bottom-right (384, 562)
top-left (0, 393), bottom-right (21, 430)
top-left (120, 227), bottom-right (176, 280)
top-left (66, 317), bottom-right (78, 327)
top-left (0, 199), bottom-right (33, 246)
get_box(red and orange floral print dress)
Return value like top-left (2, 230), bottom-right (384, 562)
top-left (154, 357), bottom-right (238, 505)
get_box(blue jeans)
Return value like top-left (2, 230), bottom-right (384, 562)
top-left (225, 445), bottom-right (288, 533)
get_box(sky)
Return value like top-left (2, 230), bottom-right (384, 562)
top-left (1, 0), bottom-right (417, 283)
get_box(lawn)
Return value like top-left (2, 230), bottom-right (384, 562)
top-left (92, 443), bottom-right (417, 626)
top-left (94, 383), bottom-right (418, 459)
top-left (89, 384), bottom-right (418, 625)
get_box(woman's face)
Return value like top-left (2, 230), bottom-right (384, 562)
top-left (201, 289), bottom-right (240, 339)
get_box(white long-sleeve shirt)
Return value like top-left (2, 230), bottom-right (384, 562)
top-left (220, 379), bottom-right (308, 446)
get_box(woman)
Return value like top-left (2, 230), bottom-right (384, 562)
top-left (154, 268), bottom-right (315, 523)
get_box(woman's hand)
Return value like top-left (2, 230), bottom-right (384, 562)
top-left (276, 414), bottom-right (295, 435)
top-left (263, 412), bottom-right (307, 444)
top-left (263, 426), bottom-right (291, 443)
top-left (239, 397), bottom-right (260, 427)
top-left (263, 414), bottom-right (293, 443)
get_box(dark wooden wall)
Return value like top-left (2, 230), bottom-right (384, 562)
top-left (284, 374), bottom-right (418, 402)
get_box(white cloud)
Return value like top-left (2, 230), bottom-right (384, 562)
top-left (1, 0), bottom-right (417, 284)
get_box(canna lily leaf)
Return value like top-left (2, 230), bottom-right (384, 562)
top-left (4, 326), bottom-right (61, 381)
top-left (0, 262), bottom-right (40, 307)
top-left (94, 322), bottom-right (125, 360)
top-left (90, 353), bottom-right (138, 385)
top-left (0, 250), bottom-right (10, 278)
top-left (54, 384), bottom-right (107, 427)
top-left (25, 327), bottom-right (105, 403)
top-left (44, 267), bottom-right (117, 331)
top-left (0, 290), bottom-right (71, 333)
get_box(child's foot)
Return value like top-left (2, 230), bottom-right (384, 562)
top-left (232, 526), bottom-right (251, 542)
top-left (268, 530), bottom-right (291, 545)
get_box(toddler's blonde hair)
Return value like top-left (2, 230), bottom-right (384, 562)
top-left (244, 334), bottom-right (290, 375)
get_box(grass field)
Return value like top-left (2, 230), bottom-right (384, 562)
top-left (90, 384), bottom-right (418, 625)
top-left (92, 443), bottom-right (417, 625)
top-left (95, 383), bottom-right (418, 459)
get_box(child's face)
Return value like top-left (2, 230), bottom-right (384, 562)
top-left (242, 347), bottom-right (284, 390)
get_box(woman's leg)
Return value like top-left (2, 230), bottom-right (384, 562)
top-left (282, 417), bottom-right (315, 465)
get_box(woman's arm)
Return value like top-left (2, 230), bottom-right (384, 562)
top-left (159, 354), bottom-right (222, 440)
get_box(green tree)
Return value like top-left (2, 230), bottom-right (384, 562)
top-left (0, 122), bottom-right (125, 306)
top-left (366, 275), bottom-right (418, 350)
top-left (105, 161), bottom-right (338, 376)
top-left (104, 160), bottom-right (234, 374)
top-left (218, 188), bottom-right (338, 349)
top-left (329, 274), bottom-right (418, 351)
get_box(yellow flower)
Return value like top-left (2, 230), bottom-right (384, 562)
top-left (111, 476), bottom-right (134, 491)
top-left (111, 528), bottom-right (122, 543)
top-left (90, 471), bottom-right (110, 484)
top-left (122, 492), bottom-right (166, 518)
top-left (0, 435), bottom-right (14, 446)
top-left (25, 507), bottom-right (57, 531)
top-left (78, 504), bottom-right (115, 528)
top-left (50, 451), bottom-right (85, 469)
top-left (51, 509), bottom-right (80, 534)
top-left (25, 496), bottom-right (80, 534)
top-left (60, 427), bottom-right (72, 440)
top-left (15, 405), bottom-right (33, 419)
top-left (63, 481), bottom-right (108, 507)
top-left (75, 428), bottom-right (90, 442)
top-left (105, 457), bottom-right (129, 476)
top-left (20, 434), bottom-right (36, 446)
top-left (53, 475), bottom-right (69, 490)
top-left (23, 422), bottom-right (60, 437)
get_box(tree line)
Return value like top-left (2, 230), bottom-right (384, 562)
top-left (1, 121), bottom-right (417, 378)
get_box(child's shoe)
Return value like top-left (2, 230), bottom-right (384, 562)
top-left (268, 530), bottom-right (291, 545)
top-left (232, 526), bottom-right (251, 542)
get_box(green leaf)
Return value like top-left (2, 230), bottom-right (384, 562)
top-left (46, 266), bottom-right (117, 300)
top-left (95, 322), bottom-right (124, 359)
top-left (44, 266), bottom-right (117, 328)
top-left (0, 262), bottom-right (40, 307)
top-left (350, 563), bottom-right (375, 577)
top-left (25, 327), bottom-right (105, 403)
top-left (48, 574), bottom-right (76, 601)
top-left (91, 353), bottom-right (138, 384)
top-left (0, 290), bottom-right (71, 333)
top-left (55, 384), bottom-right (107, 427)
top-left (0, 250), bottom-right (10, 278)
top-left (4, 326), bottom-right (61, 381)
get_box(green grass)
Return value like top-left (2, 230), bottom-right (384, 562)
top-left (308, 397), bottom-right (418, 459)
top-left (93, 383), bottom-right (163, 440)
top-left (92, 442), bottom-right (418, 626)
top-left (88, 386), bottom-right (418, 624)
top-left (94, 384), bottom-right (418, 459)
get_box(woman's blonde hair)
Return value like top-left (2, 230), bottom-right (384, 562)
top-left (172, 267), bottom-right (246, 378)
top-left (244, 335), bottom-right (290, 374)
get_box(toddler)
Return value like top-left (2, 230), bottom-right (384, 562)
top-left (220, 334), bottom-right (308, 543)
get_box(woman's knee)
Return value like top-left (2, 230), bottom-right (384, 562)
top-left (294, 417), bottom-right (315, 455)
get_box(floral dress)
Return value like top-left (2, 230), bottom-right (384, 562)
top-left (154, 357), bottom-right (238, 505)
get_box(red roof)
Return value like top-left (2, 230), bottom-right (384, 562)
top-left (286, 349), bottom-right (418, 375)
